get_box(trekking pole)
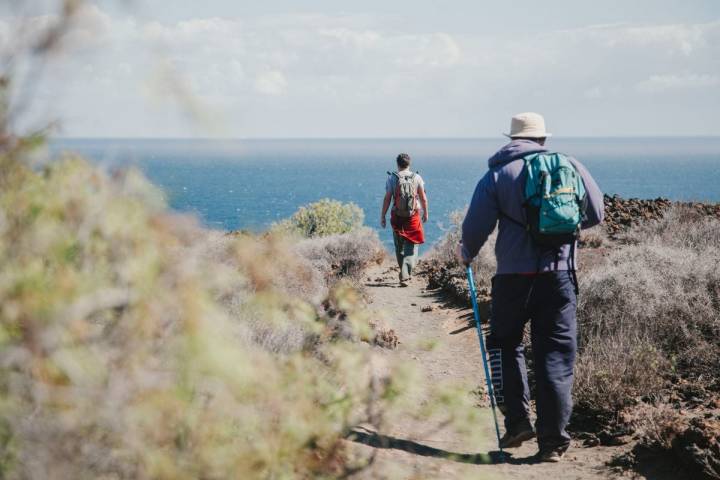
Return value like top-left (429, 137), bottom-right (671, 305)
top-left (465, 265), bottom-right (505, 462)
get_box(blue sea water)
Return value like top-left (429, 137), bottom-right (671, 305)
top-left (50, 138), bottom-right (720, 249)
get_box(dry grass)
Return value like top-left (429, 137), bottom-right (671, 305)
top-left (191, 228), bottom-right (386, 355)
top-left (294, 227), bottom-right (386, 288)
top-left (573, 335), bottom-right (668, 412)
top-left (619, 204), bottom-right (720, 251)
top-left (578, 225), bottom-right (608, 248)
top-left (623, 403), bottom-right (685, 450)
top-left (576, 212), bottom-right (720, 413)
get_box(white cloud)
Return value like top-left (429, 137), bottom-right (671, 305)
top-left (3, 6), bottom-right (720, 137)
top-left (254, 70), bottom-right (288, 96)
top-left (636, 73), bottom-right (720, 93)
top-left (319, 28), bottom-right (381, 49)
top-left (584, 87), bottom-right (602, 99)
top-left (398, 33), bottom-right (462, 68)
top-left (577, 22), bottom-right (712, 56)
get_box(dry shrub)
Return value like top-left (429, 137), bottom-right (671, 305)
top-left (428, 210), bottom-right (466, 266)
top-left (179, 230), bottom-right (325, 354)
top-left (576, 209), bottom-right (720, 413)
top-left (468, 230), bottom-right (498, 290)
top-left (626, 403), bottom-right (685, 450)
top-left (294, 227), bottom-right (386, 286)
top-left (426, 209), bottom-right (496, 296)
top-left (619, 204), bottom-right (720, 251)
top-left (574, 335), bottom-right (667, 412)
top-left (431, 209), bottom-right (497, 276)
top-left (578, 225), bottom-right (607, 248)
top-left (192, 227), bottom-right (385, 355)
top-left (577, 207), bottom-right (720, 473)
top-left (0, 156), bottom-right (425, 479)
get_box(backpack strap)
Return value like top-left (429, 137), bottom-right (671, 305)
top-left (408, 172), bottom-right (419, 192)
top-left (388, 172), bottom-right (401, 194)
top-left (497, 154), bottom-right (535, 228)
top-left (563, 241), bottom-right (577, 295)
top-left (387, 171), bottom-right (416, 180)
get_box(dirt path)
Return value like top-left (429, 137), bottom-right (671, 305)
top-left (350, 260), bottom-right (637, 480)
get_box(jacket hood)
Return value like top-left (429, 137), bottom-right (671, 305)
top-left (488, 139), bottom-right (547, 168)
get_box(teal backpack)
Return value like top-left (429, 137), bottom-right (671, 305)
top-left (521, 152), bottom-right (587, 248)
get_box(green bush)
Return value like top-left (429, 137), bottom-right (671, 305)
top-left (275, 199), bottom-right (364, 238)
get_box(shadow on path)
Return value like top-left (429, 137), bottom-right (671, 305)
top-left (348, 428), bottom-right (542, 466)
top-left (449, 322), bottom-right (475, 335)
top-left (364, 282), bottom-right (400, 288)
top-left (419, 285), bottom-right (491, 326)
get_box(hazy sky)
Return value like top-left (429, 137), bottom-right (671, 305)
top-left (4, 1), bottom-right (720, 137)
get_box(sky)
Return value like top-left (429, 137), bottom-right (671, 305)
top-left (3, 0), bottom-right (720, 138)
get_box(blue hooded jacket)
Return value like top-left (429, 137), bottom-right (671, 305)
top-left (461, 139), bottom-right (604, 274)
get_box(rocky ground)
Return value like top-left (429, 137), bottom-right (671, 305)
top-left (602, 194), bottom-right (720, 235)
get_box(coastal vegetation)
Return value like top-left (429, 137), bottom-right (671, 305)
top-left (0, 152), bottom-right (383, 478)
top-left (0, 146), bottom-right (488, 478)
top-left (273, 199), bottom-right (365, 238)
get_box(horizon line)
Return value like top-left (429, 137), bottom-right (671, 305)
top-left (52, 134), bottom-right (720, 141)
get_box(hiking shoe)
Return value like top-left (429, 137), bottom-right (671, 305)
top-left (499, 421), bottom-right (535, 449)
top-left (536, 446), bottom-right (566, 463)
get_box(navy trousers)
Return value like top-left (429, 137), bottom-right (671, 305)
top-left (487, 271), bottom-right (577, 450)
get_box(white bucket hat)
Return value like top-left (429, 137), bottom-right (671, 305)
top-left (504, 112), bottom-right (552, 138)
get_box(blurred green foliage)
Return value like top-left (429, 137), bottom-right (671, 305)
top-left (0, 154), bottom-right (404, 478)
top-left (0, 152), bottom-right (484, 478)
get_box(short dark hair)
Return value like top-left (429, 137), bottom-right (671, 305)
top-left (396, 153), bottom-right (411, 169)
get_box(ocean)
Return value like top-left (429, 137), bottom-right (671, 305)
top-left (50, 138), bottom-right (720, 249)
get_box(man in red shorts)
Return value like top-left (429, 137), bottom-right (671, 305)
top-left (380, 153), bottom-right (429, 286)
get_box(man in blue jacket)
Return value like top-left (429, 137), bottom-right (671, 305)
top-left (457, 113), bottom-right (604, 462)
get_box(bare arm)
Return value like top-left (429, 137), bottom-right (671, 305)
top-left (380, 191), bottom-right (392, 228)
top-left (418, 186), bottom-right (428, 223)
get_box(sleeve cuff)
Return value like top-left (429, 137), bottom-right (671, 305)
top-left (461, 244), bottom-right (473, 263)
